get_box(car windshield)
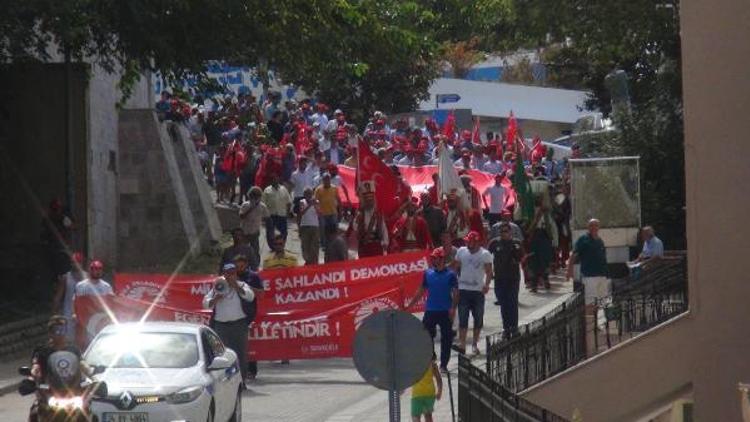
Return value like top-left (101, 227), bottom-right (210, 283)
top-left (85, 332), bottom-right (199, 369)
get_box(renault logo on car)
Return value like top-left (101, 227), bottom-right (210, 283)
top-left (119, 391), bottom-right (134, 410)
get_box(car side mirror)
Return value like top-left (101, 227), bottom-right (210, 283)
top-left (92, 365), bottom-right (107, 375)
top-left (208, 355), bottom-right (232, 371)
top-left (93, 381), bottom-right (108, 398)
top-left (18, 379), bottom-right (37, 396)
top-left (18, 366), bottom-right (31, 377)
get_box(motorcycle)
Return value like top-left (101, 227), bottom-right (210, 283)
top-left (18, 350), bottom-right (107, 422)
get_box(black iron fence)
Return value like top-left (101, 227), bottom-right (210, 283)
top-left (458, 355), bottom-right (569, 422)
top-left (485, 289), bottom-right (587, 393)
top-left (593, 253), bottom-right (688, 351)
top-left (485, 252), bottom-right (688, 393)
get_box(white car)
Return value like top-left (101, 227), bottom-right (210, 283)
top-left (84, 322), bottom-right (242, 422)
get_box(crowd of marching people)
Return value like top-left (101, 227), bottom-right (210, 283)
top-left (158, 89), bottom-right (578, 386)
top-left (157, 89), bottom-right (574, 279)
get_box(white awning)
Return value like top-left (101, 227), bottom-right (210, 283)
top-left (419, 78), bottom-right (590, 124)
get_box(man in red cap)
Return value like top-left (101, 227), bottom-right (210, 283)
top-left (349, 181), bottom-right (389, 257)
top-left (406, 247), bottom-right (458, 372)
top-left (73, 260), bottom-right (114, 344)
top-left (453, 231), bottom-right (493, 356)
top-left (392, 198), bottom-right (433, 252)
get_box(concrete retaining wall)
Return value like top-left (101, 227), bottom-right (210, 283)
top-left (117, 110), bottom-right (220, 270)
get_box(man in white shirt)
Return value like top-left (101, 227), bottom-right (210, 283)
top-left (311, 103), bottom-right (329, 131)
top-left (74, 260), bottom-right (114, 298)
top-left (482, 149), bottom-right (504, 175)
top-left (482, 174), bottom-right (507, 227)
top-left (297, 188), bottom-right (321, 265)
top-left (289, 156), bottom-right (314, 216)
top-left (53, 252), bottom-right (87, 340)
top-left (239, 187), bottom-right (270, 270)
top-left (203, 263), bottom-right (255, 384)
top-left (262, 174), bottom-right (293, 248)
top-left (453, 231), bottom-right (493, 356)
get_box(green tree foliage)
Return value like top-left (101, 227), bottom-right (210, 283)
top-left (0, 0), bottom-right (440, 120)
top-left (477, 0), bottom-right (686, 247)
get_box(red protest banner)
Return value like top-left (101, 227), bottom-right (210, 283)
top-left (76, 274), bottom-right (425, 361)
top-left (78, 252), bottom-right (430, 361)
top-left (115, 251), bottom-right (430, 314)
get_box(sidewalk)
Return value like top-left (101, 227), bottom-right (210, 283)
top-left (326, 274), bottom-right (574, 422)
top-left (0, 355), bottom-right (30, 397)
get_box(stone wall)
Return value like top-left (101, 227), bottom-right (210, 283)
top-left (117, 110), bottom-right (220, 270)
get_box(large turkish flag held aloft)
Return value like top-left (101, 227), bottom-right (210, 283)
top-left (338, 164), bottom-right (516, 212)
top-left (357, 138), bottom-right (401, 217)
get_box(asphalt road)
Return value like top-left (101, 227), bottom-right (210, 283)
top-left (0, 220), bottom-right (573, 421)
top-left (0, 278), bottom-right (571, 421)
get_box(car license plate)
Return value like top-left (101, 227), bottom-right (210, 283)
top-left (102, 413), bottom-right (149, 422)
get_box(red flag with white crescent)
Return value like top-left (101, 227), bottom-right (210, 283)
top-left (357, 138), bottom-right (400, 218)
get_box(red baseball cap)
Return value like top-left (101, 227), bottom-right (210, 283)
top-left (464, 231), bottom-right (481, 242)
top-left (89, 260), bottom-right (104, 270)
top-left (431, 247), bottom-right (446, 258)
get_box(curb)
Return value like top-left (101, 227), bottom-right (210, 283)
top-left (0, 379), bottom-right (19, 397)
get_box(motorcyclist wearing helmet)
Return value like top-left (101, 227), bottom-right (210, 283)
top-left (27, 316), bottom-right (88, 422)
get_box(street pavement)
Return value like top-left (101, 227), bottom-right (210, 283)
top-left (0, 219), bottom-right (573, 421)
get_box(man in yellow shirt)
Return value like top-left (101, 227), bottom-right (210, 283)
top-left (314, 172), bottom-right (340, 249)
top-left (262, 233), bottom-right (299, 270)
top-left (411, 352), bottom-right (442, 422)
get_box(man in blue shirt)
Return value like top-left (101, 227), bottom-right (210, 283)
top-left (635, 226), bottom-right (664, 263)
top-left (407, 247), bottom-right (458, 372)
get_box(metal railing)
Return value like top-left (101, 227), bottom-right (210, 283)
top-left (485, 252), bottom-right (687, 392)
top-left (593, 253), bottom-right (688, 351)
top-left (485, 289), bottom-right (587, 393)
top-left (459, 355), bottom-right (569, 422)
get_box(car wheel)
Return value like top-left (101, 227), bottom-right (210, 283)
top-left (229, 387), bottom-right (242, 422)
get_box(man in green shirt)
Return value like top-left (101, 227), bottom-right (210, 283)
top-left (567, 218), bottom-right (609, 312)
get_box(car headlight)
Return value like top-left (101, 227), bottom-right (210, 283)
top-left (48, 396), bottom-right (84, 409)
top-left (165, 386), bottom-right (204, 404)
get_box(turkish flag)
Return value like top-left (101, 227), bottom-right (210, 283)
top-left (443, 110), bottom-right (456, 141)
top-left (506, 111), bottom-right (517, 151)
top-left (357, 138), bottom-right (400, 217)
top-left (472, 116), bottom-right (481, 145)
top-left (338, 164), bottom-right (516, 212)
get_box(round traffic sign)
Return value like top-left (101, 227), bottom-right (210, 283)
top-left (352, 310), bottom-right (433, 391)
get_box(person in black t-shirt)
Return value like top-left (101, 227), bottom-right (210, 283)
top-left (488, 222), bottom-right (524, 339)
top-left (234, 255), bottom-right (264, 380)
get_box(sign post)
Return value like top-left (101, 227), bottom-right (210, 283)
top-left (435, 93), bottom-right (461, 110)
top-left (353, 310), bottom-right (433, 422)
